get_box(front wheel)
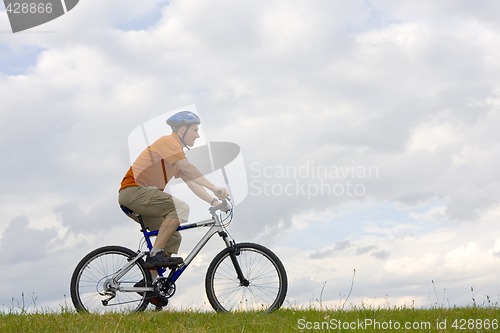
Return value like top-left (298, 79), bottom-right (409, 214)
top-left (205, 242), bottom-right (287, 312)
top-left (70, 246), bottom-right (152, 313)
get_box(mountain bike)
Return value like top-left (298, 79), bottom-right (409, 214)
top-left (70, 198), bottom-right (288, 313)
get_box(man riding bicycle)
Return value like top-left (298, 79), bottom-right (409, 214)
top-left (119, 111), bottom-right (228, 270)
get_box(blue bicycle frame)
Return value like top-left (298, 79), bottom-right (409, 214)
top-left (120, 204), bottom-right (234, 285)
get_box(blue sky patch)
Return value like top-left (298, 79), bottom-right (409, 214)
top-left (115, 2), bottom-right (166, 32)
top-left (0, 44), bottom-right (44, 75)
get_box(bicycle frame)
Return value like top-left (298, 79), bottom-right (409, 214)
top-left (159, 214), bottom-right (232, 282)
top-left (115, 205), bottom-right (235, 294)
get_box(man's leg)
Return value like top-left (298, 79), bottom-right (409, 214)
top-left (120, 187), bottom-right (189, 269)
top-left (149, 218), bottom-right (179, 278)
top-left (146, 217), bottom-right (184, 269)
top-left (153, 217), bottom-right (180, 249)
top-left (150, 196), bottom-right (188, 258)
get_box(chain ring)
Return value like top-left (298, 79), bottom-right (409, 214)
top-left (153, 277), bottom-right (176, 299)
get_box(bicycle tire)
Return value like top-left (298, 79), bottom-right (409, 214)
top-left (70, 245), bottom-right (152, 313)
top-left (205, 242), bottom-right (287, 313)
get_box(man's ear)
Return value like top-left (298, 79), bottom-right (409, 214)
top-left (176, 125), bottom-right (187, 136)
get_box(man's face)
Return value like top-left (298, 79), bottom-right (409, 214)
top-left (183, 124), bottom-right (200, 147)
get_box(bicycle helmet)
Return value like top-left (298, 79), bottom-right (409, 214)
top-left (166, 111), bottom-right (201, 130)
top-left (166, 111), bottom-right (201, 149)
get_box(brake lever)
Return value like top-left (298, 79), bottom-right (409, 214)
top-left (220, 198), bottom-right (232, 212)
top-left (209, 198), bottom-right (231, 214)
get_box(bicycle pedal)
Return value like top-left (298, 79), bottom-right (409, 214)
top-left (149, 295), bottom-right (168, 308)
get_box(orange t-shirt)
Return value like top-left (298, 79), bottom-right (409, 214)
top-left (119, 133), bottom-right (186, 191)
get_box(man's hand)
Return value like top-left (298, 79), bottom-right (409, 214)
top-left (213, 187), bottom-right (229, 200)
top-left (211, 199), bottom-right (231, 213)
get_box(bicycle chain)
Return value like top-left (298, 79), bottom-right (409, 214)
top-left (153, 277), bottom-right (176, 299)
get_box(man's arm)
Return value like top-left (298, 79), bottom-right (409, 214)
top-left (184, 180), bottom-right (221, 206)
top-left (175, 159), bottom-right (228, 199)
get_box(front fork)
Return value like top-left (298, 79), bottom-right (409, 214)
top-left (218, 231), bottom-right (250, 287)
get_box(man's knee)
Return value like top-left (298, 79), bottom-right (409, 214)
top-left (163, 216), bottom-right (181, 228)
top-left (172, 198), bottom-right (190, 223)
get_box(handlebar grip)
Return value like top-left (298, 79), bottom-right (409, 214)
top-left (211, 199), bottom-right (231, 213)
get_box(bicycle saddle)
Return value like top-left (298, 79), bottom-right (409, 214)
top-left (120, 205), bottom-right (135, 215)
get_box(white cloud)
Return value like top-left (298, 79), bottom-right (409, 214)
top-left (1, 0), bottom-right (500, 311)
top-left (279, 203), bottom-right (500, 308)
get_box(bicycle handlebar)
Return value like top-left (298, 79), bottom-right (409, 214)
top-left (210, 198), bottom-right (232, 214)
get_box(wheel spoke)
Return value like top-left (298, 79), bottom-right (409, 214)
top-left (206, 243), bottom-right (287, 313)
top-left (71, 247), bottom-right (151, 313)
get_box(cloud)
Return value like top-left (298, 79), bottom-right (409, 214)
top-left (1, 0), bottom-right (500, 310)
top-left (280, 205), bottom-right (500, 308)
top-left (371, 250), bottom-right (390, 260)
top-left (309, 241), bottom-right (390, 261)
top-left (309, 241), bottom-right (352, 259)
top-left (54, 198), bottom-right (125, 233)
top-left (0, 215), bottom-right (71, 308)
top-left (0, 216), bottom-right (57, 264)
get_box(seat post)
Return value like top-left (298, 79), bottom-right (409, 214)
top-left (136, 215), bottom-right (148, 233)
top-left (120, 205), bottom-right (153, 250)
top-left (133, 214), bottom-right (156, 252)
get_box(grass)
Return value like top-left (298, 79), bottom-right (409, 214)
top-left (1, 306), bottom-right (499, 332)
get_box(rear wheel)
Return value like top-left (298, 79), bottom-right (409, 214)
top-left (70, 246), bottom-right (152, 313)
top-left (205, 243), bottom-right (287, 312)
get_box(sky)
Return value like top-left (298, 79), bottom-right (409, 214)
top-left (1, 0), bottom-right (500, 312)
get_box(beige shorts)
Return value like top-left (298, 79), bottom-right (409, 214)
top-left (118, 186), bottom-right (190, 254)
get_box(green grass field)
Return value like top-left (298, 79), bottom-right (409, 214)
top-left (1, 307), bottom-right (499, 332)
